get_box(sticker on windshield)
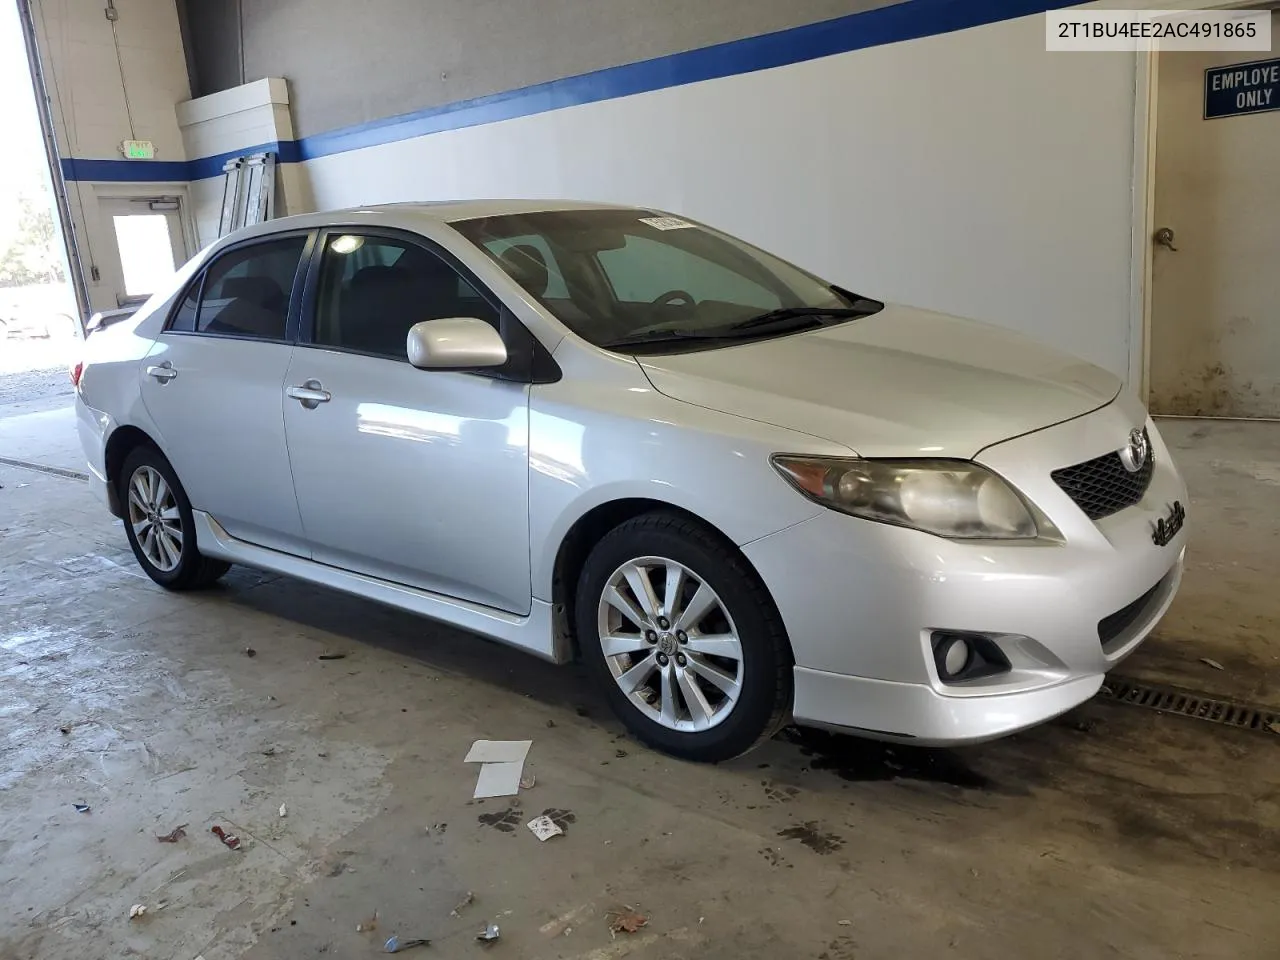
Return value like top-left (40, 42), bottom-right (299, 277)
top-left (639, 216), bottom-right (695, 231)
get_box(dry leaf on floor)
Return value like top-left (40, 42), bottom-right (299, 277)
top-left (607, 907), bottom-right (648, 936)
top-left (156, 824), bottom-right (188, 843)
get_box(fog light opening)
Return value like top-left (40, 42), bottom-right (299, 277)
top-left (931, 631), bottom-right (1012, 684)
top-left (939, 636), bottom-right (971, 679)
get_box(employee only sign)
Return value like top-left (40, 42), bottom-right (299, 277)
top-left (1205, 58), bottom-right (1280, 120)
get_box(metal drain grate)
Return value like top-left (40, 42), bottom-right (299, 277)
top-left (0, 456), bottom-right (89, 482)
top-left (1100, 676), bottom-right (1279, 733)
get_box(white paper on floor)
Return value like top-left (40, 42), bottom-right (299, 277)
top-left (464, 740), bottom-right (532, 764)
top-left (473, 760), bottom-right (527, 799)
top-left (467, 739), bottom-right (533, 799)
top-left (527, 814), bottom-right (563, 841)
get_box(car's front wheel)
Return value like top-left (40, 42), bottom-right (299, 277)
top-left (119, 446), bottom-right (230, 590)
top-left (577, 512), bottom-right (792, 762)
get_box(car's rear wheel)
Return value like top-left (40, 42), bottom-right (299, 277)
top-left (577, 512), bottom-right (791, 762)
top-left (119, 446), bottom-right (230, 590)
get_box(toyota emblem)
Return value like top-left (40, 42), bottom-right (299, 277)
top-left (1118, 427), bottom-right (1150, 473)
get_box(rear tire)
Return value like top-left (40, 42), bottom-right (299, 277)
top-left (118, 445), bottom-right (230, 590)
top-left (576, 511), bottom-right (792, 762)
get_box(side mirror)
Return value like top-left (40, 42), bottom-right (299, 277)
top-left (406, 318), bottom-right (508, 371)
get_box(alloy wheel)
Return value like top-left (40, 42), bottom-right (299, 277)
top-left (596, 556), bottom-right (744, 732)
top-left (127, 465), bottom-right (183, 573)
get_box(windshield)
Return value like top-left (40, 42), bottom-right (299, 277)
top-left (451, 209), bottom-right (882, 352)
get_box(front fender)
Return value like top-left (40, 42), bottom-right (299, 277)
top-left (527, 373), bottom-right (849, 600)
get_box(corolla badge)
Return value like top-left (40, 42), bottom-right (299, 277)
top-left (1119, 427), bottom-right (1150, 473)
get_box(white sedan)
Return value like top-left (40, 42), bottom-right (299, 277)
top-left (73, 201), bottom-right (1188, 761)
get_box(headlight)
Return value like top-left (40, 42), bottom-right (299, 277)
top-left (771, 456), bottom-right (1038, 539)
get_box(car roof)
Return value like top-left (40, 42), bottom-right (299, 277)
top-left (225, 199), bottom-right (643, 244)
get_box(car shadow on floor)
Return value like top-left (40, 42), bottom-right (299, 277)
top-left (208, 566), bottom-right (1066, 791)
top-left (200, 565), bottom-right (1280, 873)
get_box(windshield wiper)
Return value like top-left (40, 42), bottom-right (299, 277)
top-left (602, 329), bottom-right (742, 350)
top-left (728, 306), bottom-right (876, 331)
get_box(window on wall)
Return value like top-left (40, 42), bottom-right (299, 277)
top-left (169, 235), bottom-right (306, 339)
top-left (312, 233), bottom-right (501, 359)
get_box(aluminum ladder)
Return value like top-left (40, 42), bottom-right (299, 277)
top-left (217, 151), bottom-right (277, 237)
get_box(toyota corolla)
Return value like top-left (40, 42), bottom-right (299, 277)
top-left (74, 201), bottom-right (1188, 761)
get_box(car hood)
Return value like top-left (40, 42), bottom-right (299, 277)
top-left (636, 304), bottom-right (1122, 459)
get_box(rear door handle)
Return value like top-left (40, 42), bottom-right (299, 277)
top-left (146, 362), bottom-right (177, 383)
top-left (286, 380), bottom-right (331, 409)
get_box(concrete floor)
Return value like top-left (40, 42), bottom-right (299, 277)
top-left (1, 373), bottom-right (1278, 959)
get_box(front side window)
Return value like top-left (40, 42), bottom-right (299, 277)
top-left (452, 209), bottom-right (881, 352)
top-left (171, 235), bottom-right (306, 339)
top-left (311, 233), bottom-right (501, 359)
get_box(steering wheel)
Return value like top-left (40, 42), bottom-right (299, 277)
top-left (651, 289), bottom-right (696, 307)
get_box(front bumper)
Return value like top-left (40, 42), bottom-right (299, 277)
top-left (742, 394), bottom-right (1188, 744)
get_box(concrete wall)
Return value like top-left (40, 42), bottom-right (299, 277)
top-left (57, 0), bottom-right (1175, 382)
top-left (29, 0), bottom-right (193, 312)
top-left (184, 0), bottom-right (907, 137)
top-left (295, 10), bottom-right (1139, 377)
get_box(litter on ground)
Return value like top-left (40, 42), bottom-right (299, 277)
top-left (129, 904), bottom-right (147, 920)
top-left (476, 921), bottom-right (501, 943)
top-left (279, 803), bottom-right (288, 818)
top-left (156, 824), bottom-right (188, 843)
top-left (464, 740), bottom-right (532, 764)
top-left (607, 908), bottom-right (648, 936)
top-left (211, 825), bottom-right (242, 850)
top-left (384, 935), bottom-right (430, 952)
top-left (466, 740), bottom-right (533, 799)
top-left (450, 891), bottom-right (474, 917)
top-left (356, 910), bottom-right (379, 933)
top-left (72, 803), bottom-right (90, 814)
top-left (527, 815), bottom-right (564, 842)
top-left (473, 761), bottom-right (525, 799)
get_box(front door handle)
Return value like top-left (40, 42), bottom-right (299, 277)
top-left (286, 380), bottom-right (331, 409)
top-left (146, 362), bottom-right (177, 383)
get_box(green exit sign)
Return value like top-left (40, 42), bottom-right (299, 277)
top-left (122, 140), bottom-right (155, 159)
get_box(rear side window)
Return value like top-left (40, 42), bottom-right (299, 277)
top-left (170, 236), bottom-right (306, 340)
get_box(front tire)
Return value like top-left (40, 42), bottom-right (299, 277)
top-left (118, 446), bottom-right (230, 590)
top-left (577, 512), bottom-right (792, 762)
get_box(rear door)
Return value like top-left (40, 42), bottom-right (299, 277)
top-left (139, 231), bottom-right (313, 555)
top-left (280, 227), bottom-right (532, 613)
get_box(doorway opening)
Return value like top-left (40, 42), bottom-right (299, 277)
top-left (0, 0), bottom-right (79, 411)
top-left (98, 195), bottom-right (189, 307)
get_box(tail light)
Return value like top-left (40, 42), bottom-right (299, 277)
top-left (70, 361), bottom-right (84, 389)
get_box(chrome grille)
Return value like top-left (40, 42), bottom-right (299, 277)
top-left (1051, 431), bottom-right (1153, 520)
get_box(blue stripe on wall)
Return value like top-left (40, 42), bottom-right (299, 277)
top-left (61, 140), bottom-right (301, 184)
top-left (61, 0), bottom-right (1075, 182)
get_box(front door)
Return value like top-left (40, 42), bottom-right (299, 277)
top-left (1149, 23), bottom-right (1280, 418)
top-left (140, 232), bottom-right (312, 555)
top-left (281, 229), bottom-right (532, 613)
top-left (100, 197), bottom-right (189, 308)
